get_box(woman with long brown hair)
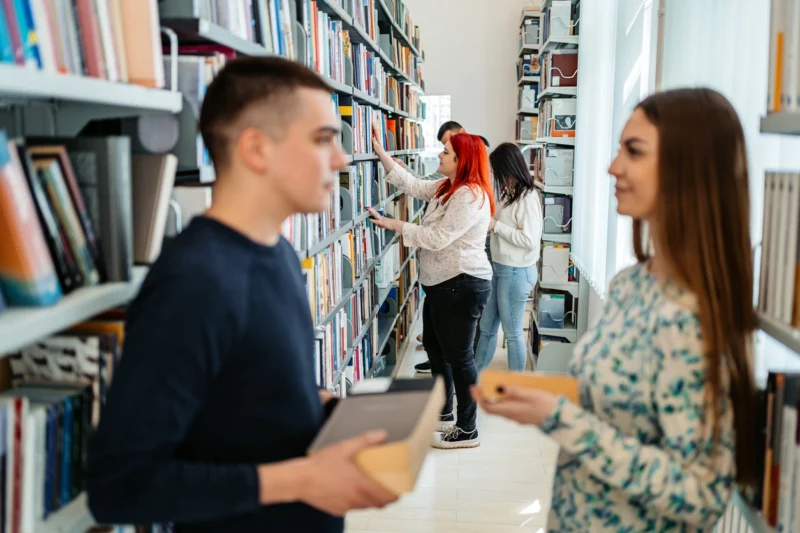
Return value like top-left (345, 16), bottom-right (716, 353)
top-left (368, 124), bottom-right (494, 449)
top-left (472, 88), bottom-right (757, 530)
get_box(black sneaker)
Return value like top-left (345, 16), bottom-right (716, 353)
top-left (437, 412), bottom-right (455, 432)
top-left (432, 427), bottom-right (480, 449)
top-left (414, 360), bottom-right (431, 373)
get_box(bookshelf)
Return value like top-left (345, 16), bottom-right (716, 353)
top-left (0, 268), bottom-right (147, 357)
top-left (734, 3), bottom-right (800, 530)
top-left (0, 64), bottom-right (183, 114)
top-left (160, 18), bottom-right (278, 56)
top-left (0, 0), bottom-right (428, 531)
top-left (515, 3), bottom-right (587, 374)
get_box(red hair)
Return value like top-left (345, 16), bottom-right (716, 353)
top-left (435, 133), bottom-right (495, 216)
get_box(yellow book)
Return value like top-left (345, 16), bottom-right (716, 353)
top-left (308, 377), bottom-right (445, 495)
top-left (479, 369), bottom-right (579, 404)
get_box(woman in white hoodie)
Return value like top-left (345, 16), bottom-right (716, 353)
top-left (474, 143), bottom-right (543, 372)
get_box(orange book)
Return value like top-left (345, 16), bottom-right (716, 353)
top-left (0, 134), bottom-right (62, 306)
top-left (479, 370), bottom-right (579, 404)
top-left (119, 0), bottom-right (164, 88)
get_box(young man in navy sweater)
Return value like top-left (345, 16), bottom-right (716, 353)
top-left (86, 57), bottom-right (397, 532)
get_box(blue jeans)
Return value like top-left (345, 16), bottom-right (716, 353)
top-left (474, 263), bottom-right (537, 372)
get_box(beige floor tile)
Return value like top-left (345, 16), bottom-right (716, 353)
top-left (365, 518), bottom-right (546, 532)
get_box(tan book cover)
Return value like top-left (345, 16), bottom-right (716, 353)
top-left (131, 154), bottom-right (177, 264)
top-left (308, 377), bottom-right (445, 495)
top-left (119, 0), bottom-right (165, 88)
top-left (479, 370), bottom-right (579, 403)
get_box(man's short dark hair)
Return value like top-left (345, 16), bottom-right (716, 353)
top-left (437, 121), bottom-right (464, 142)
top-left (198, 56), bottom-right (332, 172)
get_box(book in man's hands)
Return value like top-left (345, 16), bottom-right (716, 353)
top-left (308, 377), bottom-right (445, 495)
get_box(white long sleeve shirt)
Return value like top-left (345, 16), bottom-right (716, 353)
top-left (490, 190), bottom-right (543, 268)
top-left (384, 163), bottom-right (492, 287)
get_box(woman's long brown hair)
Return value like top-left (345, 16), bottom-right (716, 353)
top-left (634, 88), bottom-right (758, 487)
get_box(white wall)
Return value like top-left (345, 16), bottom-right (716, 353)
top-left (404, 0), bottom-right (542, 147)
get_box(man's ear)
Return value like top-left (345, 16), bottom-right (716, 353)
top-left (238, 127), bottom-right (270, 174)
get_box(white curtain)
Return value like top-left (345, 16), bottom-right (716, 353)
top-left (573, 0), bottom-right (657, 297)
top-left (571, 0), bottom-right (619, 297)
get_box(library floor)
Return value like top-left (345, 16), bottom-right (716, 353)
top-left (345, 330), bottom-right (558, 533)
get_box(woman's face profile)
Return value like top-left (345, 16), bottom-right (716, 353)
top-left (608, 108), bottom-right (660, 221)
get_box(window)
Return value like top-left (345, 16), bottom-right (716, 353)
top-left (418, 95), bottom-right (451, 175)
top-left (421, 95), bottom-right (451, 152)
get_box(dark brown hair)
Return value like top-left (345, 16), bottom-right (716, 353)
top-left (198, 56), bottom-right (332, 172)
top-left (490, 142), bottom-right (536, 207)
top-left (634, 88), bottom-right (757, 486)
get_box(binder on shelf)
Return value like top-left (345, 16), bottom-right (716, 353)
top-left (542, 244), bottom-right (570, 283)
top-left (308, 376), bottom-right (445, 495)
top-left (539, 292), bottom-right (566, 329)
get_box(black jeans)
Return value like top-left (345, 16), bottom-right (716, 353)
top-left (422, 274), bottom-right (491, 432)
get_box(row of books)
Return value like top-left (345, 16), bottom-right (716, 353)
top-left (541, 0), bottom-right (579, 44)
top-left (162, 0), bottom-right (296, 57)
top-left (767, 0), bottom-right (800, 112)
top-left (758, 172), bottom-right (800, 325)
top-left (0, 0), bottom-right (165, 88)
top-left (386, 79), bottom-right (425, 118)
top-left (341, 161), bottom-right (385, 217)
top-left (389, 0), bottom-right (422, 53)
top-left (0, 132), bottom-right (176, 309)
top-left (312, 266), bottom-right (378, 389)
top-left (352, 0), bottom-right (379, 43)
top-left (0, 318), bottom-right (126, 532)
top-left (345, 101), bottom-right (387, 154)
top-left (164, 51), bottom-right (227, 169)
top-left (304, 2), bottom-right (351, 85)
top-left (386, 37), bottom-right (423, 85)
top-left (388, 119), bottom-right (424, 151)
top-left (347, 263), bottom-right (421, 388)
top-left (748, 372), bottom-right (800, 532)
top-left (352, 42), bottom-right (386, 99)
top-left (538, 98), bottom-right (577, 139)
top-left (540, 50), bottom-right (578, 93)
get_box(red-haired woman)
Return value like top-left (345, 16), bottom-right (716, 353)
top-left (367, 124), bottom-right (494, 449)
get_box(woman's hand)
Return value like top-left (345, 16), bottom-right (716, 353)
top-left (371, 122), bottom-right (386, 155)
top-left (471, 385), bottom-right (560, 427)
top-left (366, 207), bottom-right (404, 233)
top-left (488, 218), bottom-right (497, 232)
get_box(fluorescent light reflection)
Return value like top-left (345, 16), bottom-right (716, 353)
top-left (519, 500), bottom-right (542, 515)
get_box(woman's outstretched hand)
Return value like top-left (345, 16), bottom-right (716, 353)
top-left (471, 385), bottom-right (559, 427)
top-left (372, 122), bottom-right (386, 155)
top-left (366, 207), bottom-right (404, 233)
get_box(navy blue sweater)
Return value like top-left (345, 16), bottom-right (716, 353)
top-left (86, 217), bottom-right (343, 533)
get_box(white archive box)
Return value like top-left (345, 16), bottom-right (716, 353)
top-left (543, 148), bottom-right (574, 187)
top-left (541, 244), bottom-right (570, 283)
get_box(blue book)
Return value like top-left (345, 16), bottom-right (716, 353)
top-left (12, 0), bottom-right (41, 68)
top-left (0, 4), bottom-right (15, 64)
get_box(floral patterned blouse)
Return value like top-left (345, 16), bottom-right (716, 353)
top-left (541, 263), bottom-right (736, 532)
